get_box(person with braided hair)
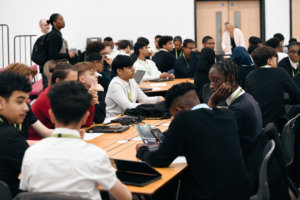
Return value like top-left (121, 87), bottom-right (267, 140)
top-left (208, 60), bottom-right (263, 160)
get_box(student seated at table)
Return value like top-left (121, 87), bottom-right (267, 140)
top-left (245, 46), bottom-right (300, 129)
top-left (133, 42), bottom-right (174, 81)
top-left (130, 37), bottom-right (153, 63)
top-left (202, 36), bottom-right (216, 50)
top-left (20, 81), bottom-right (132, 200)
top-left (174, 39), bottom-right (198, 78)
top-left (4, 63), bottom-right (53, 140)
top-left (266, 37), bottom-right (288, 62)
top-left (105, 55), bottom-right (164, 118)
top-left (171, 36), bottom-right (183, 59)
top-left (115, 40), bottom-right (132, 57)
top-left (207, 60), bottom-right (263, 159)
top-left (152, 36), bottom-right (176, 73)
top-left (278, 42), bottom-right (300, 78)
top-left (136, 83), bottom-right (250, 200)
top-left (0, 71), bottom-right (31, 197)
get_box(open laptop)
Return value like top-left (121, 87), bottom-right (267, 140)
top-left (111, 159), bottom-right (162, 186)
top-left (134, 70), bottom-right (152, 91)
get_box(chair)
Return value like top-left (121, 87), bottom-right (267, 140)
top-left (0, 180), bottom-right (12, 200)
top-left (250, 140), bottom-right (276, 200)
top-left (13, 192), bottom-right (89, 200)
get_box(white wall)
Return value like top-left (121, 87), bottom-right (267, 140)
top-left (265, 0), bottom-right (290, 43)
top-left (0, 0), bottom-right (195, 66)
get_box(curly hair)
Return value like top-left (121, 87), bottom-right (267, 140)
top-left (165, 83), bottom-right (196, 109)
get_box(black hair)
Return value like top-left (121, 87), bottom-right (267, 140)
top-left (86, 53), bottom-right (103, 62)
top-left (212, 60), bottom-right (240, 85)
top-left (85, 41), bottom-right (105, 57)
top-left (158, 36), bottom-right (173, 48)
top-left (119, 40), bottom-right (131, 50)
top-left (252, 46), bottom-right (277, 67)
top-left (265, 38), bottom-right (280, 49)
top-left (273, 33), bottom-right (285, 41)
top-left (249, 36), bottom-right (262, 45)
top-left (155, 35), bottom-right (162, 40)
top-left (104, 37), bottom-right (113, 42)
top-left (51, 63), bottom-right (77, 85)
top-left (136, 37), bottom-right (149, 45)
top-left (134, 42), bottom-right (147, 56)
top-left (248, 44), bottom-right (259, 55)
top-left (0, 71), bottom-right (31, 99)
top-left (289, 38), bottom-right (298, 44)
top-left (288, 42), bottom-right (300, 50)
top-left (183, 39), bottom-right (195, 48)
top-left (165, 83), bottom-right (197, 109)
top-left (47, 13), bottom-right (60, 26)
top-left (48, 81), bottom-right (92, 125)
top-left (202, 36), bottom-right (213, 44)
top-left (173, 36), bottom-right (182, 43)
top-left (112, 55), bottom-right (133, 72)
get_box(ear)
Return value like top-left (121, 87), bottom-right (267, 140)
top-left (0, 96), bottom-right (5, 111)
top-left (80, 110), bottom-right (90, 126)
top-left (49, 109), bottom-right (56, 124)
top-left (266, 58), bottom-right (273, 66)
top-left (116, 68), bottom-right (122, 75)
top-left (78, 75), bottom-right (85, 83)
top-left (55, 78), bottom-right (60, 83)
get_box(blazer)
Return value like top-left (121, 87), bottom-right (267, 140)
top-left (222, 28), bottom-right (246, 55)
top-left (278, 56), bottom-right (299, 78)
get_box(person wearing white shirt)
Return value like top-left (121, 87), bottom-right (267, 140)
top-left (221, 22), bottom-right (246, 55)
top-left (112, 40), bottom-right (132, 59)
top-left (265, 37), bottom-right (288, 62)
top-left (20, 81), bottom-right (131, 200)
top-left (133, 42), bottom-right (174, 81)
top-left (105, 55), bottom-right (164, 118)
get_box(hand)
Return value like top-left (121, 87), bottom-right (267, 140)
top-left (136, 143), bottom-right (147, 152)
top-left (68, 51), bottom-right (76, 58)
top-left (158, 96), bottom-right (165, 102)
top-left (79, 129), bottom-right (85, 139)
top-left (89, 82), bottom-right (100, 105)
top-left (208, 82), bottom-right (232, 108)
top-left (104, 57), bottom-right (113, 66)
top-left (168, 73), bottom-right (175, 80)
top-left (160, 72), bottom-right (169, 79)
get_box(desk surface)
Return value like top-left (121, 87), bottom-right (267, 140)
top-left (139, 78), bottom-right (194, 93)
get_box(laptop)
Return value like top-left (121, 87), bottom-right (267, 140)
top-left (85, 125), bottom-right (129, 133)
top-left (149, 78), bottom-right (173, 82)
top-left (111, 159), bottom-right (162, 186)
top-left (134, 70), bottom-right (152, 91)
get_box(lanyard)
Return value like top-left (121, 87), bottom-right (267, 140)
top-left (175, 49), bottom-right (183, 59)
top-left (0, 116), bottom-right (22, 131)
top-left (51, 133), bottom-right (80, 139)
top-left (138, 60), bottom-right (152, 75)
top-left (230, 88), bottom-right (243, 105)
top-left (0, 117), bottom-right (4, 124)
top-left (292, 68), bottom-right (299, 77)
top-left (183, 54), bottom-right (189, 68)
top-left (126, 85), bottom-right (133, 102)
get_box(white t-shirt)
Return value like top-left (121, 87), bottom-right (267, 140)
top-left (134, 58), bottom-right (162, 81)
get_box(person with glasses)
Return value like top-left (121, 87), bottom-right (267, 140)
top-left (278, 42), bottom-right (300, 77)
top-left (202, 36), bottom-right (216, 50)
top-left (174, 39), bottom-right (199, 78)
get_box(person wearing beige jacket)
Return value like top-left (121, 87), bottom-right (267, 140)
top-left (222, 22), bottom-right (246, 55)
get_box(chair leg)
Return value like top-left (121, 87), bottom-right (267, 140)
top-left (288, 177), bottom-right (300, 198)
top-left (175, 179), bottom-right (181, 200)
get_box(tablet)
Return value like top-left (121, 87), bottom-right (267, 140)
top-left (86, 125), bottom-right (129, 133)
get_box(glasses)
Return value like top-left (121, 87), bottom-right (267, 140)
top-left (205, 43), bottom-right (215, 45)
top-left (289, 50), bottom-right (299, 55)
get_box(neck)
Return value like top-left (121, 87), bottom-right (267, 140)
top-left (42, 31), bottom-right (47, 34)
top-left (119, 76), bottom-right (129, 82)
top-left (54, 26), bottom-right (60, 32)
top-left (138, 54), bottom-right (146, 61)
top-left (55, 122), bottom-right (81, 130)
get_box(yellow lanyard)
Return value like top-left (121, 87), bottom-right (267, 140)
top-left (138, 60), bottom-right (152, 76)
top-left (0, 116), bottom-right (22, 131)
top-left (183, 54), bottom-right (189, 68)
top-left (230, 88), bottom-right (243, 105)
top-left (126, 85), bottom-right (133, 102)
top-left (51, 133), bottom-right (80, 139)
top-left (175, 49), bottom-right (183, 59)
top-left (292, 68), bottom-right (299, 77)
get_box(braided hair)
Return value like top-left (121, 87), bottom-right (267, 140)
top-left (212, 59), bottom-right (240, 85)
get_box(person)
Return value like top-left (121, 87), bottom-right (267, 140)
top-left (245, 46), bottom-right (300, 129)
top-left (39, 19), bottom-right (50, 35)
top-left (194, 47), bottom-right (215, 100)
top-left (202, 36), bottom-right (215, 50)
top-left (174, 39), bottom-right (198, 78)
top-left (43, 13), bottom-right (76, 89)
top-left (152, 35), bottom-right (176, 72)
top-left (231, 46), bottom-right (256, 88)
top-left (31, 63), bottom-right (80, 139)
top-left (278, 42), bottom-right (300, 77)
top-left (265, 37), bottom-right (287, 62)
top-left (221, 22), bottom-right (245, 55)
top-left (172, 36), bottom-right (183, 59)
top-left (130, 37), bottom-right (153, 63)
top-left (136, 83), bottom-right (250, 200)
top-left (133, 42), bottom-right (174, 81)
top-left (115, 40), bottom-right (131, 57)
top-left (0, 71), bottom-right (31, 197)
top-left (4, 63), bottom-right (53, 139)
top-left (273, 33), bottom-right (285, 52)
top-left (248, 36), bottom-right (262, 47)
top-left (20, 81), bottom-right (132, 200)
top-left (105, 55), bottom-right (164, 118)
top-left (153, 35), bottom-right (161, 53)
top-left (207, 60), bottom-right (262, 159)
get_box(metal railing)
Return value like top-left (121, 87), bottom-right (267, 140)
top-left (14, 34), bottom-right (37, 66)
top-left (0, 24), bottom-right (10, 68)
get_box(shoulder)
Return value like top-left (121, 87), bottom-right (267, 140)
top-left (0, 125), bottom-right (27, 144)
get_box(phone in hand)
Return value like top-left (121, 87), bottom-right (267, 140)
top-left (151, 128), bottom-right (165, 144)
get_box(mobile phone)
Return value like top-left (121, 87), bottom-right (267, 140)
top-left (151, 128), bottom-right (165, 144)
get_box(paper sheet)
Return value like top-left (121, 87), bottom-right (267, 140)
top-left (172, 156), bottom-right (187, 164)
top-left (84, 133), bottom-right (103, 140)
top-left (117, 140), bottom-right (128, 143)
top-left (151, 87), bottom-right (162, 91)
top-left (160, 123), bottom-right (170, 127)
top-left (150, 83), bottom-right (167, 87)
top-left (132, 136), bottom-right (142, 141)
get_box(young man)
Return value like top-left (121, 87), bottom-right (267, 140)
top-left (20, 81), bottom-right (132, 200)
top-left (172, 36), bottom-right (183, 59)
top-left (153, 35), bottom-right (161, 53)
top-left (133, 42), bottom-right (174, 81)
top-left (273, 33), bottom-right (285, 52)
top-left (174, 39), bottom-right (198, 78)
top-left (130, 37), bottom-right (153, 63)
top-left (266, 37), bottom-right (287, 62)
top-left (248, 36), bottom-right (262, 47)
top-left (105, 55), bottom-right (164, 118)
top-left (202, 36), bottom-right (216, 50)
top-left (0, 72), bottom-right (31, 197)
top-left (116, 40), bottom-right (132, 57)
top-left (136, 83), bottom-right (250, 200)
top-left (207, 60), bottom-right (263, 159)
top-left (152, 35), bottom-right (176, 72)
top-left (245, 46), bottom-right (300, 128)
top-left (278, 42), bottom-right (300, 77)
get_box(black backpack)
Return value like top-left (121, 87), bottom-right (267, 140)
top-left (31, 34), bottom-right (49, 65)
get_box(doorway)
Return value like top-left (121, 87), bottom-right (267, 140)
top-left (292, 0), bottom-right (300, 40)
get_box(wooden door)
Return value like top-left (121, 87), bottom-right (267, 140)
top-left (292, 0), bottom-right (300, 40)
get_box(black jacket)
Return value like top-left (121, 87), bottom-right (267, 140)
top-left (174, 52), bottom-right (199, 78)
top-left (152, 50), bottom-right (176, 72)
top-left (47, 28), bottom-right (69, 60)
top-left (278, 57), bottom-right (299, 78)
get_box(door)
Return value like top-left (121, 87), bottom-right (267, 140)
top-left (292, 0), bottom-right (300, 40)
top-left (196, 0), bottom-right (260, 52)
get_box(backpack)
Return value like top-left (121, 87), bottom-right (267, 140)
top-left (31, 34), bottom-right (49, 65)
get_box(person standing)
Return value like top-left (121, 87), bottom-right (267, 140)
top-left (39, 19), bottom-right (50, 35)
top-left (221, 22), bottom-right (245, 55)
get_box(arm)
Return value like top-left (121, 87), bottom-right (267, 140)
top-left (135, 82), bottom-right (159, 104)
top-left (108, 179), bottom-right (132, 200)
top-left (30, 120), bottom-right (53, 138)
top-left (47, 34), bottom-right (69, 60)
top-left (93, 91), bottom-right (106, 123)
top-left (237, 29), bottom-right (246, 47)
top-left (280, 69), bottom-right (300, 103)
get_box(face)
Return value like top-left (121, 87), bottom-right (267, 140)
top-left (209, 67), bottom-right (226, 93)
top-left (79, 70), bottom-right (97, 88)
top-left (124, 45), bottom-right (131, 54)
top-left (174, 41), bottom-right (182, 51)
top-left (40, 19), bottom-right (50, 33)
top-left (163, 41), bottom-right (173, 52)
top-left (155, 38), bottom-right (160, 49)
top-left (0, 91), bottom-right (29, 124)
top-left (118, 66), bottom-right (135, 80)
top-left (140, 46), bottom-right (150, 57)
top-left (183, 43), bottom-right (196, 59)
top-left (93, 61), bottom-right (104, 73)
top-left (203, 39), bottom-right (215, 50)
top-left (54, 15), bottom-right (65, 29)
top-left (105, 46), bottom-right (112, 54)
top-left (288, 45), bottom-right (300, 63)
top-left (225, 24), bottom-right (232, 32)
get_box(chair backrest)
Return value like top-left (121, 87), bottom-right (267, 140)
top-left (0, 180), bottom-right (12, 200)
top-left (281, 113), bottom-right (300, 166)
top-left (13, 192), bottom-right (88, 200)
top-left (250, 140), bottom-right (276, 200)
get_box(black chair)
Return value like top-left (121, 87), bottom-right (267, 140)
top-left (0, 180), bottom-right (12, 200)
top-left (250, 139), bottom-right (276, 200)
top-left (13, 192), bottom-right (89, 200)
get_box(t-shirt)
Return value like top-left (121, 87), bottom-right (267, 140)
top-left (21, 104), bottom-right (38, 139)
